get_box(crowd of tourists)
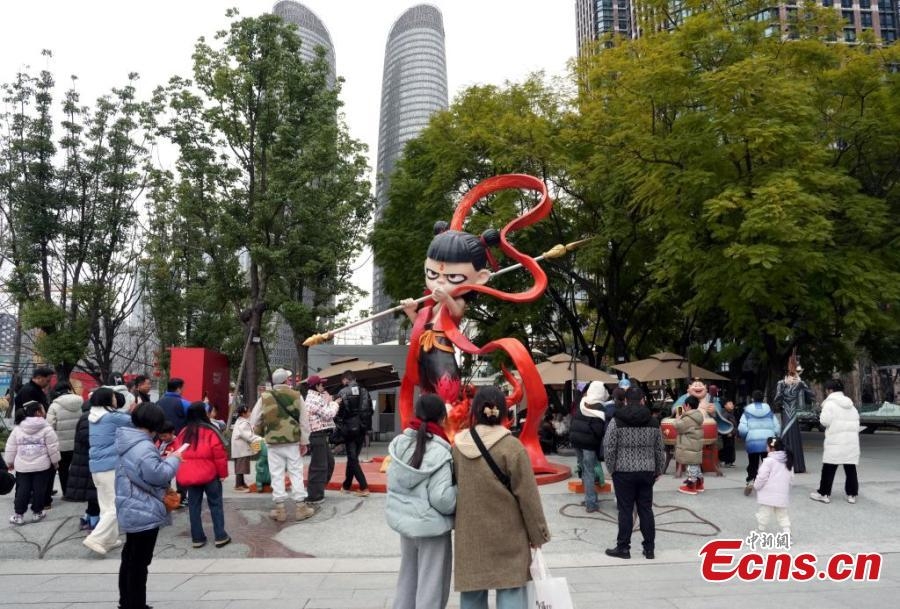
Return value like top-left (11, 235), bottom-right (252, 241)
top-left (2, 364), bottom-right (863, 609)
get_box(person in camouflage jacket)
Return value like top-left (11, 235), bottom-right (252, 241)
top-left (250, 369), bottom-right (314, 522)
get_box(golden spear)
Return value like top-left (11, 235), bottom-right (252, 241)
top-left (302, 237), bottom-right (595, 346)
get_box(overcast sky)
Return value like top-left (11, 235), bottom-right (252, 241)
top-left (0, 0), bottom-right (577, 342)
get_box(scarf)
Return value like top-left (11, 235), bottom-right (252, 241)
top-left (407, 418), bottom-right (450, 443)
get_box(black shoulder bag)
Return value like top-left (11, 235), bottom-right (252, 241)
top-left (469, 426), bottom-right (514, 495)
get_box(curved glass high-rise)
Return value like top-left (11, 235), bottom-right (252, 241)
top-left (272, 1), bottom-right (336, 87)
top-left (269, 1), bottom-right (336, 367)
top-left (372, 4), bottom-right (449, 345)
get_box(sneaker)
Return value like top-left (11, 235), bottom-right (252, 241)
top-left (233, 486), bottom-right (250, 493)
top-left (340, 488), bottom-right (353, 495)
top-left (744, 482), bottom-right (754, 496)
top-left (353, 488), bottom-right (371, 497)
top-left (31, 511), bottom-right (46, 523)
top-left (295, 504), bottom-right (315, 521)
top-left (192, 540), bottom-right (207, 549)
top-left (847, 496), bottom-right (857, 504)
top-left (269, 503), bottom-right (287, 522)
top-left (9, 514), bottom-right (25, 525)
top-left (695, 479), bottom-right (705, 493)
top-left (678, 482), bottom-right (698, 495)
top-left (586, 505), bottom-right (599, 513)
top-left (642, 549), bottom-right (655, 560)
top-left (79, 516), bottom-right (90, 531)
top-left (809, 492), bottom-right (831, 504)
top-left (214, 537), bottom-right (231, 548)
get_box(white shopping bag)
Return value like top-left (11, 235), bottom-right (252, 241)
top-left (526, 548), bottom-right (575, 609)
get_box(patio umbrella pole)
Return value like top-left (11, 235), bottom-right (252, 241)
top-left (303, 238), bottom-right (597, 346)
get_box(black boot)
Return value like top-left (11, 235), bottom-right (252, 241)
top-left (605, 546), bottom-right (631, 559)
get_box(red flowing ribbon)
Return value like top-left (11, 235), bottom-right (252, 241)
top-left (399, 174), bottom-right (554, 474)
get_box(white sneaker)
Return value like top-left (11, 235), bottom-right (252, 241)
top-left (30, 511), bottom-right (46, 523)
top-left (847, 495), bottom-right (857, 504)
top-left (809, 491), bottom-right (831, 504)
top-left (9, 514), bottom-right (24, 525)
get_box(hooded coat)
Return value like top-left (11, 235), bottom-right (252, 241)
top-left (738, 402), bottom-right (781, 454)
top-left (569, 383), bottom-right (608, 454)
top-left (65, 401), bottom-right (97, 502)
top-left (753, 451), bottom-right (792, 508)
top-left (674, 409), bottom-right (705, 465)
top-left (47, 393), bottom-right (84, 453)
top-left (115, 427), bottom-right (181, 533)
top-left (604, 404), bottom-right (665, 474)
top-left (3, 416), bottom-right (61, 472)
top-left (452, 425), bottom-right (551, 592)
top-left (385, 428), bottom-right (456, 538)
top-left (89, 407), bottom-right (134, 473)
top-left (175, 424), bottom-right (228, 487)
top-left (819, 391), bottom-right (860, 465)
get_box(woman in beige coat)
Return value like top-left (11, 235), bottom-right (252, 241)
top-left (452, 386), bottom-right (551, 609)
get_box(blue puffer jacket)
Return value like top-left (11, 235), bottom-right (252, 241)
top-left (738, 402), bottom-right (781, 453)
top-left (89, 408), bottom-right (134, 473)
top-left (386, 429), bottom-right (456, 538)
top-left (115, 427), bottom-right (180, 533)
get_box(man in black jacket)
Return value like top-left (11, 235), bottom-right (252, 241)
top-left (603, 386), bottom-right (665, 560)
top-left (14, 367), bottom-right (53, 411)
top-left (336, 371), bottom-right (372, 496)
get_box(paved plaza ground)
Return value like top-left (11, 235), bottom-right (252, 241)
top-left (1, 431), bottom-right (897, 608)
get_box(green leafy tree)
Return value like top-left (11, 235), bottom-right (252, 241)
top-left (1, 57), bottom-right (153, 382)
top-left (578, 5), bottom-right (900, 388)
top-left (158, 11), bottom-right (372, 405)
top-left (371, 76), bottom-right (681, 371)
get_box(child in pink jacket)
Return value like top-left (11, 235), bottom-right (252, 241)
top-left (4, 401), bottom-right (61, 524)
top-left (753, 436), bottom-right (794, 536)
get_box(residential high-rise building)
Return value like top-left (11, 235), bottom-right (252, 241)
top-left (576, 0), bottom-right (639, 52)
top-left (372, 5), bottom-right (449, 345)
top-left (575, 0), bottom-right (900, 53)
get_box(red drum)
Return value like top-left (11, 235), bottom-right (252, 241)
top-left (660, 417), bottom-right (717, 446)
top-left (702, 419), bottom-right (718, 445)
top-left (702, 443), bottom-right (720, 473)
top-left (660, 417), bottom-right (678, 446)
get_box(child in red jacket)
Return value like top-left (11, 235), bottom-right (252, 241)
top-left (176, 402), bottom-right (230, 548)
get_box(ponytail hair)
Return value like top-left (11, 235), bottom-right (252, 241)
top-left (409, 394), bottom-right (447, 470)
top-left (767, 436), bottom-right (794, 471)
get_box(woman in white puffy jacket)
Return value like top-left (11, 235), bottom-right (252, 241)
top-left (810, 379), bottom-right (860, 505)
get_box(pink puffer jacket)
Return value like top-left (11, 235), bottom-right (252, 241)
top-left (754, 451), bottom-right (793, 508)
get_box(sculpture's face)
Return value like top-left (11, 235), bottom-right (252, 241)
top-left (424, 258), bottom-right (490, 294)
top-left (688, 380), bottom-right (708, 400)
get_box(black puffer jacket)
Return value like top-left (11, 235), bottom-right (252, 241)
top-left (64, 400), bottom-right (97, 502)
top-left (569, 402), bottom-right (606, 454)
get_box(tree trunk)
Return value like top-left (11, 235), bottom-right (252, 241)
top-left (293, 338), bottom-right (309, 379)
top-left (11, 301), bottom-right (24, 393)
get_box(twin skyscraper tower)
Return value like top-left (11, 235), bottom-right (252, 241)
top-left (272, 2), bottom-right (448, 345)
